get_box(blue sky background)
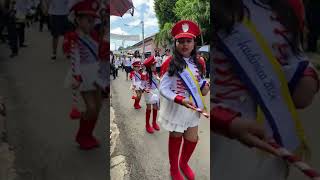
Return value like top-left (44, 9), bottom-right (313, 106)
top-left (110, 0), bottom-right (159, 51)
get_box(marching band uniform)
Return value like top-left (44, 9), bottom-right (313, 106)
top-left (142, 56), bottom-right (161, 133)
top-left (159, 20), bottom-right (209, 180)
top-left (159, 57), bottom-right (207, 132)
top-left (66, 0), bottom-right (104, 149)
top-left (130, 59), bottom-right (143, 109)
top-left (212, 0), bottom-right (320, 179)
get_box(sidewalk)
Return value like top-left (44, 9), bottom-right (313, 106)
top-left (0, 69), bottom-right (17, 180)
top-left (307, 52), bottom-right (320, 67)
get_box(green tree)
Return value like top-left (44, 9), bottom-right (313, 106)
top-left (154, 22), bottom-right (174, 47)
top-left (154, 0), bottom-right (177, 47)
top-left (174, 0), bottom-right (210, 45)
top-left (154, 0), bottom-right (178, 29)
top-left (154, 0), bottom-right (210, 47)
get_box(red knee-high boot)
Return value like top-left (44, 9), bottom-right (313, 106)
top-left (76, 117), bottom-right (93, 149)
top-left (88, 117), bottom-right (100, 147)
top-left (152, 109), bottom-right (160, 131)
top-left (179, 138), bottom-right (198, 180)
top-left (169, 136), bottom-right (184, 180)
top-left (134, 98), bottom-right (141, 109)
top-left (145, 109), bottom-right (154, 133)
top-left (75, 117), bottom-right (86, 144)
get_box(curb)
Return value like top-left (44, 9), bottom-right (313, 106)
top-left (110, 106), bottom-right (129, 179)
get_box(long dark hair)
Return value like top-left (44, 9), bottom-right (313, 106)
top-left (213, 0), bottom-right (303, 53)
top-left (168, 39), bottom-right (204, 77)
top-left (134, 50), bottom-right (140, 58)
top-left (146, 66), bottom-right (153, 85)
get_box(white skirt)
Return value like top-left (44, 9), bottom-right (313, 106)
top-left (64, 63), bottom-right (100, 92)
top-left (158, 97), bottom-right (200, 133)
top-left (130, 81), bottom-right (144, 91)
top-left (144, 89), bottom-right (160, 105)
top-left (211, 133), bottom-right (288, 180)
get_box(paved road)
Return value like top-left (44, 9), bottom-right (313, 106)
top-left (0, 25), bottom-right (109, 180)
top-left (111, 69), bottom-right (210, 179)
top-left (289, 92), bottom-right (320, 180)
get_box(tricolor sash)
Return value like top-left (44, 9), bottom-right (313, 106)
top-left (151, 76), bottom-right (159, 89)
top-left (217, 17), bottom-right (307, 152)
top-left (178, 66), bottom-right (207, 110)
top-left (134, 72), bottom-right (141, 81)
top-left (79, 36), bottom-right (99, 61)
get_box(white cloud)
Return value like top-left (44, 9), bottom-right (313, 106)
top-left (132, 0), bottom-right (146, 8)
top-left (144, 16), bottom-right (158, 28)
top-left (127, 19), bottom-right (141, 26)
top-left (110, 16), bottom-right (118, 23)
top-left (111, 27), bottom-right (128, 35)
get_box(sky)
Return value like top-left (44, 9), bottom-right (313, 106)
top-left (110, 0), bottom-right (159, 51)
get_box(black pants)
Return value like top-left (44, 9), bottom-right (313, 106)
top-left (113, 68), bottom-right (118, 79)
top-left (39, 13), bottom-right (50, 31)
top-left (7, 23), bottom-right (18, 53)
top-left (7, 22), bottom-right (25, 54)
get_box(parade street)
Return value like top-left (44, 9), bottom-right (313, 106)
top-left (0, 25), bottom-right (109, 180)
top-left (110, 70), bottom-right (210, 180)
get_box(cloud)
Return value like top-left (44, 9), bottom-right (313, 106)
top-left (144, 16), bottom-right (158, 28)
top-left (127, 19), bottom-right (141, 26)
top-left (110, 16), bottom-right (118, 23)
top-left (111, 27), bottom-right (128, 35)
top-left (132, 0), bottom-right (146, 8)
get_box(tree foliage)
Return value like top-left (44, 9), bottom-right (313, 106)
top-left (154, 0), bottom-right (210, 46)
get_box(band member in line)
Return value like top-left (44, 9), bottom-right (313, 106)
top-left (130, 57), bottom-right (143, 109)
top-left (159, 20), bottom-right (209, 180)
top-left (142, 56), bottom-right (161, 134)
top-left (66, 0), bottom-right (105, 150)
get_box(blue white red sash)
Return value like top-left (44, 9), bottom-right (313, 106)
top-left (79, 36), bottom-right (99, 61)
top-left (216, 18), bottom-right (307, 151)
top-left (178, 66), bottom-right (206, 110)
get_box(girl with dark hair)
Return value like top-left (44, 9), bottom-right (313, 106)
top-left (130, 58), bottom-right (143, 109)
top-left (212, 0), bottom-right (319, 179)
top-left (124, 55), bottom-right (132, 80)
top-left (65, 0), bottom-right (104, 150)
top-left (159, 20), bottom-right (210, 180)
top-left (141, 56), bottom-right (161, 134)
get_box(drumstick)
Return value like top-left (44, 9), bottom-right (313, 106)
top-left (187, 105), bottom-right (210, 118)
top-left (267, 141), bottom-right (320, 180)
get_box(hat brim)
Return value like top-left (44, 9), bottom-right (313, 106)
top-left (144, 61), bottom-right (157, 68)
top-left (174, 33), bottom-right (196, 39)
top-left (77, 11), bottom-right (99, 18)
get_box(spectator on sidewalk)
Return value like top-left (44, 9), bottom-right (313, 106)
top-left (15, 0), bottom-right (28, 47)
top-left (48, 0), bottom-right (71, 61)
top-left (161, 48), bottom-right (171, 66)
top-left (306, 0), bottom-right (320, 52)
top-left (38, 0), bottom-right (50, 32)
top-left (155, 50), bottom-right (162, 75)
top-left (5, 0), bottom-right (19, 58)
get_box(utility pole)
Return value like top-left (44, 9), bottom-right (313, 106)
top-left (142, 20), bottom-right (145, 59)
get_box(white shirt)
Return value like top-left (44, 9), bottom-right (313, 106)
top-left (124, 58), bottom-right (131, 67)
top-left (15, 0), bottom-right (29, 20)
top-left (155, 56), bottom-right (162, 67)
top-left (48, 0), bottom-right (69, 15)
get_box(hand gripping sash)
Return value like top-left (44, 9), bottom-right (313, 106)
top-left (217, 17), bottom-right (307, 152)
top-left (178, 66), bottom-right (207, 111)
